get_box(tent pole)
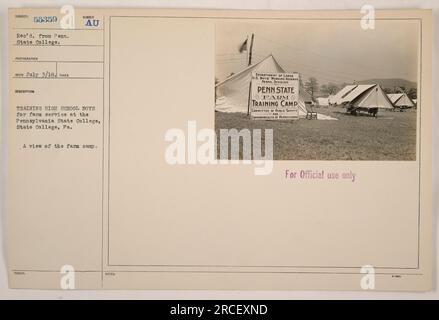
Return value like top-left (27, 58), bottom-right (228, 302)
top-left (248, 33), bottom-right (254, 66)
top-left (247, 81), bottom-right (252, 116)
top-left (247, 34), bottom-right (255, 116)
top-left (246, 35), bottom-right (249, 65)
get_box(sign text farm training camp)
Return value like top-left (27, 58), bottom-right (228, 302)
top-left (250, 72), bottom-right (300, 120)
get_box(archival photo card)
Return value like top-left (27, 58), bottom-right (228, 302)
top-left (6, 8), bottom-right (432, 291)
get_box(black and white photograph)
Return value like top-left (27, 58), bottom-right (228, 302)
top-left (215, 20), bottom-right (419, 160)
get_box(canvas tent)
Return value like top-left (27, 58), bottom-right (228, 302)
top-left (387, 93), bottom-right (416, 109)
top-left (330, 84), bottom-right (394, 110)
top-left (215, 54), bottom-right (313, 117)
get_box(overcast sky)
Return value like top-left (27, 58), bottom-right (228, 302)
top-left (215, 19), bottom-right (419, 85)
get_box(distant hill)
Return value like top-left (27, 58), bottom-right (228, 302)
top-left (356, 78), bottom-right (417, 91)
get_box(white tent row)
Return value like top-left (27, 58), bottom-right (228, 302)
top-left (387, 93), bottom-right (416, 109)
top-left (215, 55), bottom-right (336, 120)
top-left (329, 84), bottom-right (394, 110)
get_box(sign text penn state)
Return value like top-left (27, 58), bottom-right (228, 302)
top-left (250, 72), bottom-right (300, 120)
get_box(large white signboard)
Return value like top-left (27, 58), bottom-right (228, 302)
top-left (250, 72), bottom-right (300, 120)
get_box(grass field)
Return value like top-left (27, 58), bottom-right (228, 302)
top-left (215, 107), bottom-right (417, 160)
